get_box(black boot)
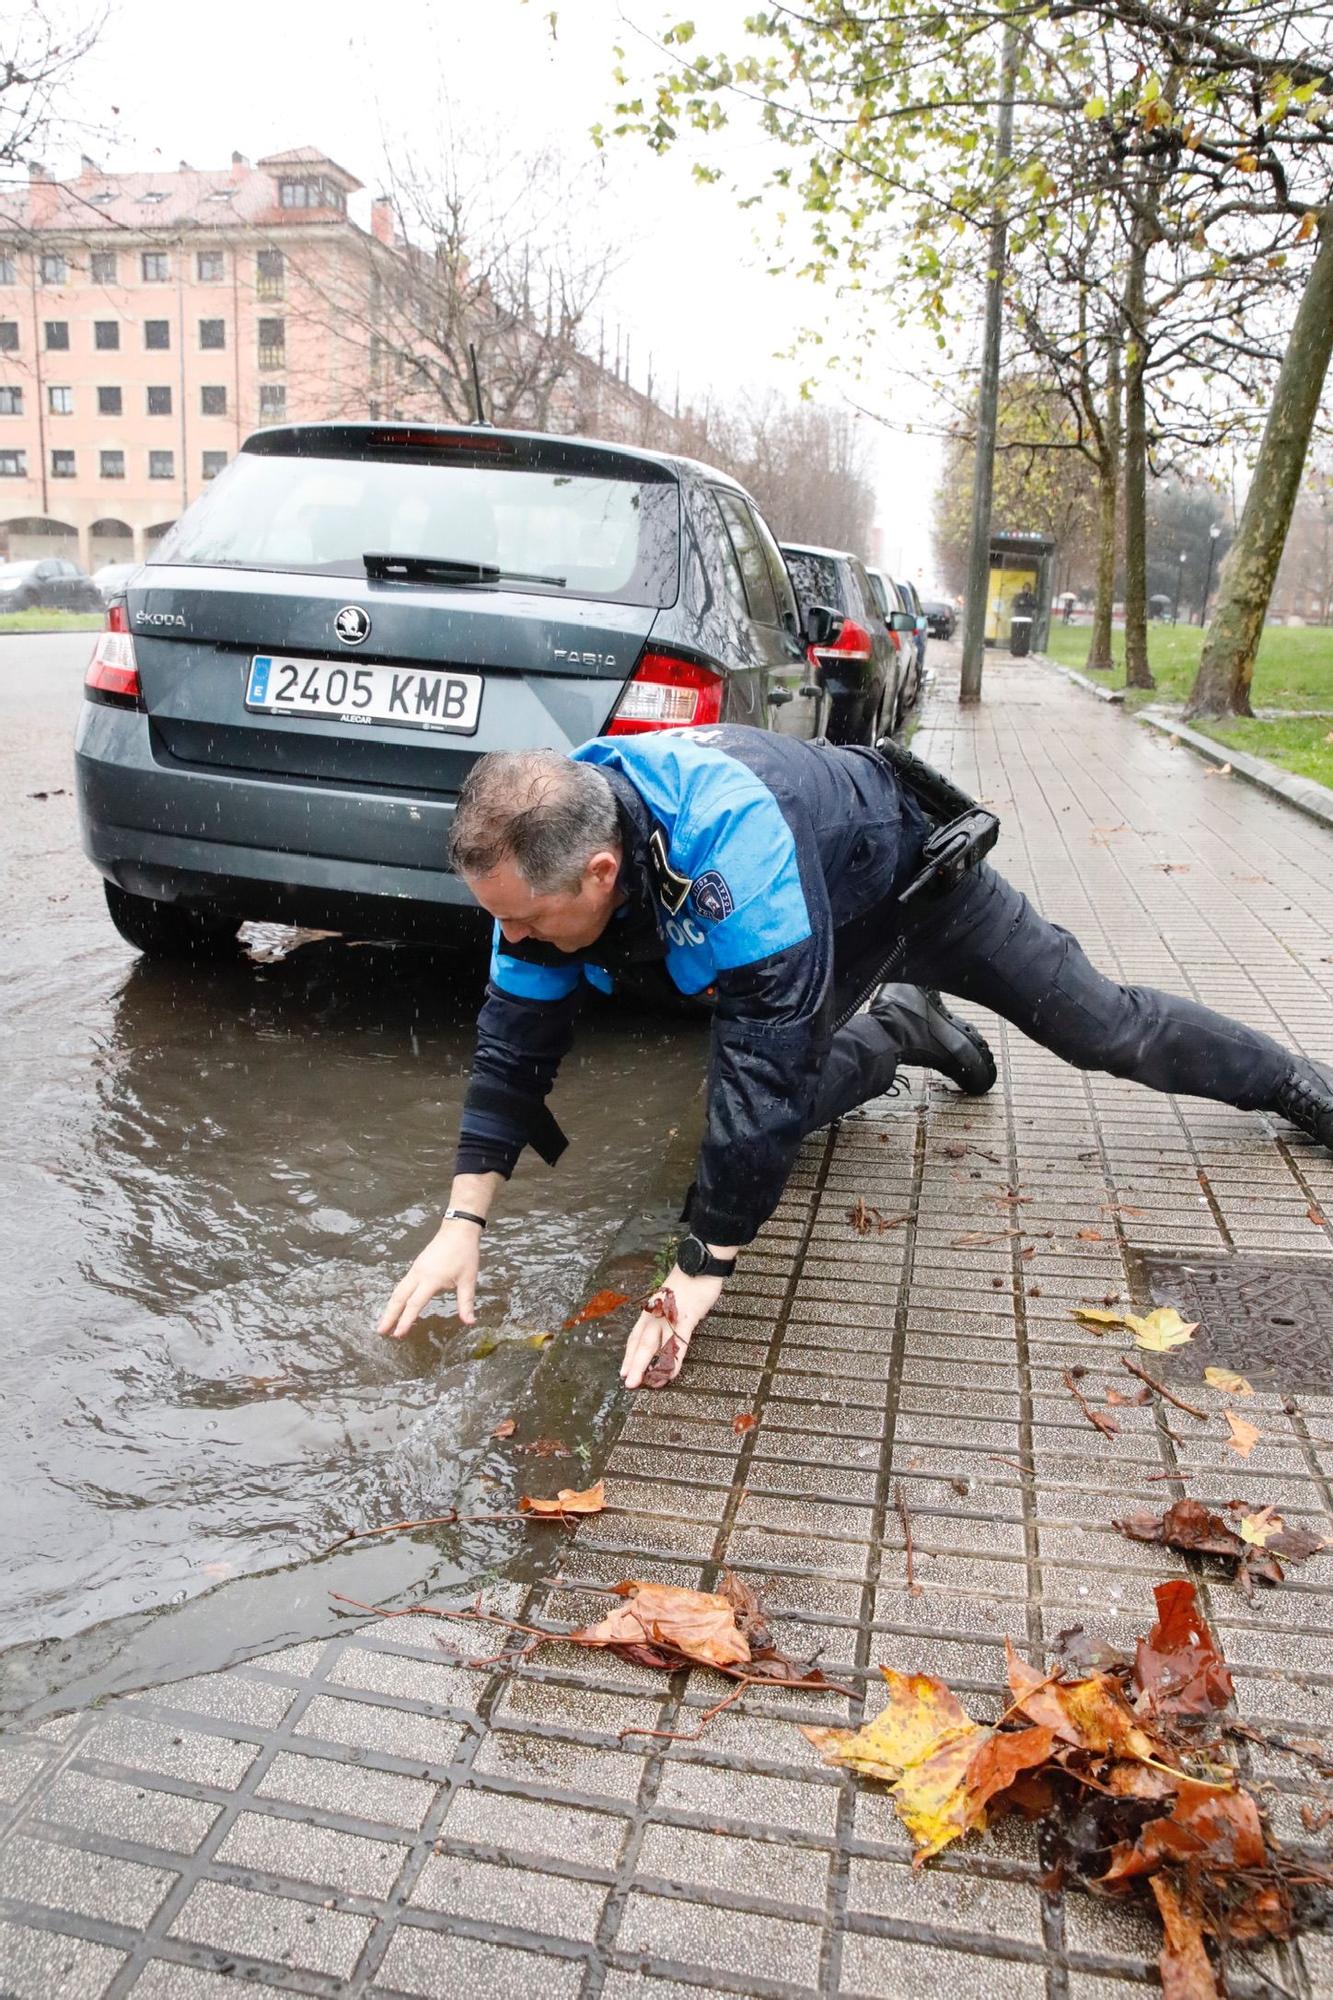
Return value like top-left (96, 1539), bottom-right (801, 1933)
top-left (869, 983), bottom-right (997, 1096)
top-left (1270, 1058), bottom-right (1333, 1149)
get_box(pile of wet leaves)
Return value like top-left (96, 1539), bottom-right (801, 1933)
top-left (805, 1579), bottom-right (1333, 1997)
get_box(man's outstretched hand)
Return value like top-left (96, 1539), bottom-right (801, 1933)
top-left (620, 1267), bottom-right (727, 1390)
top-left (378, 1218), bottom-right (482, 1340)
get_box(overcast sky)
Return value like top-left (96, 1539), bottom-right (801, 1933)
top-left (53, 0), bottom-right (948, 580)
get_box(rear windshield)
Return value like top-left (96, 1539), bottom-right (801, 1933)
top-left (784, 550), bottom-right (844, 612)
top-left (150, 449), bottom-right (680, 607)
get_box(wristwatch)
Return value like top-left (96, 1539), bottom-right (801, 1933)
top-left (676, 1233), bottom-right (737, 1279)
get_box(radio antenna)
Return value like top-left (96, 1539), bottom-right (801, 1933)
top-left (468, 343), bottom-right (489, 426)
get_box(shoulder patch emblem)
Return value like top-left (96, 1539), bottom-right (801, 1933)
top-left (647, 826), bottom-right (693, 916)
top-left (691, 869), bottom-right (735, 923)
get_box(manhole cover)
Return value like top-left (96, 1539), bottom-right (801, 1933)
top-left (1130, 1252), bottom-right (1333, 1396)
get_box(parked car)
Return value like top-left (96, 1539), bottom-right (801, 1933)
top-left (922, 597), bottom-right (956, 640)
top-left (865, 566), bottom-right (924, 717)
top-left (92, 560), bottom-right (142, 605)
top-left (76, 421), bottom-right (856, 957)
top-left (893, 575), bottom-right (929, 691)
top-left (0, 557), bottom-right (103, 615)
top-left (782, 542), bottom-right (903, 745)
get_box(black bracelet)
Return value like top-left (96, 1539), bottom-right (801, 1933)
top-left (442, 1207), bottom-right (487, 1230)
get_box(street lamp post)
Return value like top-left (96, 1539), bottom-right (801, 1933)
top-left (1173, 549), bottom-right (1187, 625)
top-left (1199, 524), bottom-right (1222, 626)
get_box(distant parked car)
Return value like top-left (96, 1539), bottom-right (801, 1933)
top-left (92, 561), bottom-right (142, 605)
top-left (76, 420), bottom-right (851, 958)
top-left (922, 597), bottom-right (956, 640)
top-left (0, 557), bottom-right (103, 615)
top-left (866, 567), bottom-right (924, 718)
top-left (783, 542), bottom-right (903, 741)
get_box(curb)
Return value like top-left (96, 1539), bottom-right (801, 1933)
top-left (1032, 652), bottom-right (1125, 703)
top-left (1137, 708), bottom-right (1333, 832)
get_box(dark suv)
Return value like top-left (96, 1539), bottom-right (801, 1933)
top-left (782, 542), bottom-right (907, 740)
top-left (76, 423), bottom-right (859, 956)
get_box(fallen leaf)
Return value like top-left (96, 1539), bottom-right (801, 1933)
top-left (572, 1578), bottom-right (750, 1670)
top-left (1052, 1624), bottom-right (1131, 1673)
top-left (491, 1418), bottom-right (516, 1439)
top-left (643, 1333), bottom-right (682, 1390)
top-left (1077, 1227), bottom-right (1105, 1241)
top-left (563, 1288), bottom-right (630, 1328)
top-left (515, 1436), bottom-right (569, 1458)
top-left (1308, 1205), bottom-right (1326, 1227)
top-left (528, 1331), bottom-right (556, 1348)
top-left (1133, 1580), bottom-right (1233, 1718)
top-left (1204, 761), bottom-right (1232, 777)
top-left (1238, 1506), bottom-right (1281, 1547)
top-left (518, 1480), bottom-right (605, 1517)
top-left (1150, 1873), bottom-right (1222, 1998)
top-left (731, 1411), bottom-right (757, 1435)
top-left (804, 1668), bottom-right (993, 1861)
top-left (1073, 1306), bottom-right (1129, 1330)
top-left (1004, 1640), bottom-right (1158, 1761)
top-left (1203, 1366), bottom-right (1252, 1396)
top-left (471, 1336), bottom-right (498, 1358)
top-left (1115, 1498), bottom-right (1242, 1562)
top-left (1225, 1409), bottom-right (1261, 1458)
top-left (1126, 1307), bottom-right (1198, 1353)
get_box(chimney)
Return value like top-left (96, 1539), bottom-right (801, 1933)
top-left (79, 154), bottom-right (99, 178)
top-left (27, 160), bottom-right (49, 181)
top-left (370, 195), bottom-right (396, 247)
top-left (231, 150), bottom-right (249, 183)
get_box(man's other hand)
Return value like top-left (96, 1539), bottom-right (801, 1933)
top-left (378, 1220), bottom-right (482, 1340)
top-left (619, 1266), bottom-right (727, 1390)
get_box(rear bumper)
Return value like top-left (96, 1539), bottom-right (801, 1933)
top-left (75, 699), bottom-right (486, 939)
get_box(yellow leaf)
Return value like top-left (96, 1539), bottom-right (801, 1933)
top-left (1298, 211), bottom-right (1318, 242)
top-left (1239, 1506), bottom-right (1282, 1547)
top-left (1237, 152), bottom-right (1260, 171)
top-left (1225, 1410), bottom-right (1261, 1458)
top-left (518, 1480), bottom-right (605, 1516)
top-left (803, 1668), bottom-right (992, 1861)
top-left (1125, 1307), bottom-right (1198, 1353)
top-left (1073, 1307), bottom-right (1128, 1330)
top-left (1204, 1366), bottom-right (1253, 1396)
top-left (529, 1331), bottom-right (556, 1348)
top-left (1084, 95), bottom-right (1106, 118)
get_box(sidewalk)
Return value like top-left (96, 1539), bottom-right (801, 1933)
top-left (5, 651), bottom-right (1333, 1999)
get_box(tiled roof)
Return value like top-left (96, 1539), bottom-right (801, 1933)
top-left (0, 149), bottom-right (361, 235)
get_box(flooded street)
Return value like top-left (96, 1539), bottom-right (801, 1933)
top-left (1, 635), bottom-right (706, 1718)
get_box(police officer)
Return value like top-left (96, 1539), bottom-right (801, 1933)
top-left (378, 729), bottom-right (1333, 1388)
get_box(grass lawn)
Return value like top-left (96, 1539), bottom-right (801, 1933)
top-left (1040, 622), bottom-right (1333, 788)
top-left (0, 608), bottom-right (103, 634)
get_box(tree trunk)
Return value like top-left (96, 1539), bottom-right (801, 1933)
top-left (1122, 227), bottom-right (1155, 690)
top-left (1086, 335), bottom-right (1121, 673)
top-left (1184, 209), bottom-right (1333, 720)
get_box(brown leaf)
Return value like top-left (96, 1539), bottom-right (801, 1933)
top-left (1265, 1518), bottom-right (1331, 1562)
top-left (518, 1481), bottom-right (605, 1517)
top-left (572, 1579), bottom-right (750, 1670)
top-left (1150, 1876), bottom-right (1219, 2000)
top-left (1133, 1580), bottom-right (1233, 1718)
top-left (1077, 1227), bottom-right (1105, 1241)
top-left (1052, 1624), bottom-right (1131, 1674)
top-left (731, 1411), bottom-right (757, 1435)
top-left (1308, 1204), bottom-right (1326, 1227)
top-left (1114, 1498), bottom-right (1244, 1562)
top-left (1224, 1409), bottom-right (1261, 1458)
top-left (964, 1725), bottom-right (1057, 1816)
top-left (515, 1436), bottom-right (570, 1458)
top-left (1004, 1641), bottom-right (1158, 1761)
top-left (563, 1288), bottom-right (630, 1328)
top-left (642, 1333), bottom-right (682, 1390)
top-left (1103, 1776), bottom-right (1263, 1884)
top-left (491, 1417), bottom-right (516, 1439)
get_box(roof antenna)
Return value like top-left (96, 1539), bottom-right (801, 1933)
top-left (468, 342), bottom-right (489, 426)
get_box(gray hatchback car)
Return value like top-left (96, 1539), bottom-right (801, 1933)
top-left (77, 422), bottom-right (861, 957)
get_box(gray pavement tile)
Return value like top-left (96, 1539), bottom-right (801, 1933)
top-left (293, 1693), bottom-right (466, 1767)
top-left (0, 1919), bottom-right (124, 1999)
top-left (247, 1640), bottom-right (327, 1680)
top-left (411, 1852), bottom-right (608, 1935)
top-left (33, 1769), bottom-right (220, 1853)
top-left (442, 1787), bottom-right (630, 1868)
top-left (82, 1715), bottom-right (260, 1791)
top-left (852, 1790), bottom-right (1041, 1864)
top-left (490, 1675), bottom-right (663, 1739)
top-left (0, 1830), bottom-right (177, 1926)
top-left (168, 1877), bottom-right (372, 1976)
top-left (1061, 1885), bottom-right (1162, 1960)
top-left (256, 1749), bottom-right (439, 1829)
top-left (845, 1856), bottom-right (1043, 1942)
top-left (327, 1644), bottom-right (489, 1715)
top-left (130, 1965), bottom-right (291, 1999)
top-left (374, 1924), bottom-right (586, 1999)
top-left (615, 1888), bottom-right (823, 1987)
top-left (470, 1728), bottom-right (648, 1803)
top-left (136, 1671), bottom-right (297, 1731)
top-left (599, 1974), bottom-right (740, 2000)
top-left (0, 1740), bottom-right (53, 1805)
top-left (215, 1808), bottom-right (409, 1896)
top-left (635, 1821), bottom-right (829, 1906)
top-left (837, 1932), bottom-right (1048, 1998)
top-left (653, 1759), bottom-right (839, 1835)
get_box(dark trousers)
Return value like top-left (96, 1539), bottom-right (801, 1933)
top-left (803, 863), bottom-right (1294, 1136)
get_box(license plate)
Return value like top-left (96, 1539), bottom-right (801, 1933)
top-left (245, 655), bottom-right (482, 734)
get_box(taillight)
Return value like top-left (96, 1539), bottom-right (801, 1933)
top-left (85, 600), bottom-right (142, 706)
top-left (807, 617), bottom-right (874, 668)
top-left (608, 650), bottom-right (724, 735)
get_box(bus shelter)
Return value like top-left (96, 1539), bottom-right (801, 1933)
top-left (983, 532), bottom-right (1056, 651)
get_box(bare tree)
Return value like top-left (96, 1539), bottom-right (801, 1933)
top-left (677, 391), bottom-right (878, 551)
top-left (0, 2), bottom-right (105, 173)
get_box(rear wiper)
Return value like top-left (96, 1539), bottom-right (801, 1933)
top-left (362, 552), bottom-right (566, 588)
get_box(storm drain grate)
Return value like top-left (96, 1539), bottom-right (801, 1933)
top-left (1130, 1251), bottom-right (1333, 1397)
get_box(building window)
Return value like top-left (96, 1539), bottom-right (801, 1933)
top-left (0, 386), bottom-right (21, 414)
top-left (90, 250), bottom-right (117, 283)
top-left (147, 385), bottom-right (172, 416)
top-left (0, 253), bottom-right (15, 285)
top-left (199, 317), bottom-right (225, 350)
top-left (141, 251), bottom-right (169, 282)
top-left (45, 321), bottom-right (69, 350)
top-left (94, 319), bottom-right (119, 350)
top-left (40, 252), bottom-right (67, 284)
top-left (196, 250), bottom-right (225, 282)
top-left (201, 384), bottom-right (227, 416)
top-left (280, 178), bottom-right (337, 208)
top-left (101, 449), bottom-right (125, 479)
top-left (256, 248), bottom-right (284, 299)
top-left (145, 319), bottom-right (170, 350)
top-left (257, 317), bottom-right (285, 369)
top-left (51, 448), bottom-right (75, 478)
top-left (0, 321), bottom-right (18, 352)
top-left (98, 385), bottom-right (122, 415)
top-left (0, 449), bottom-right (26, 476)
top-left (48, 385), bottom-right (73, 415)
top-left (258, 383), bottom-right (286, 424)
top-left (149, 449), bottom-right (174, 480)
top-left (202, 450), bottom-right (227, 479)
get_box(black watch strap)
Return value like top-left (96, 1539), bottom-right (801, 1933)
top-left (443, 1207), bottom-right (487, 1230)
top-left (679, 1233), bottom-right (737, 1279)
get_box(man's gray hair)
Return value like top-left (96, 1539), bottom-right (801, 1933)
top-left (450, 751), bottom-right (620, 894)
